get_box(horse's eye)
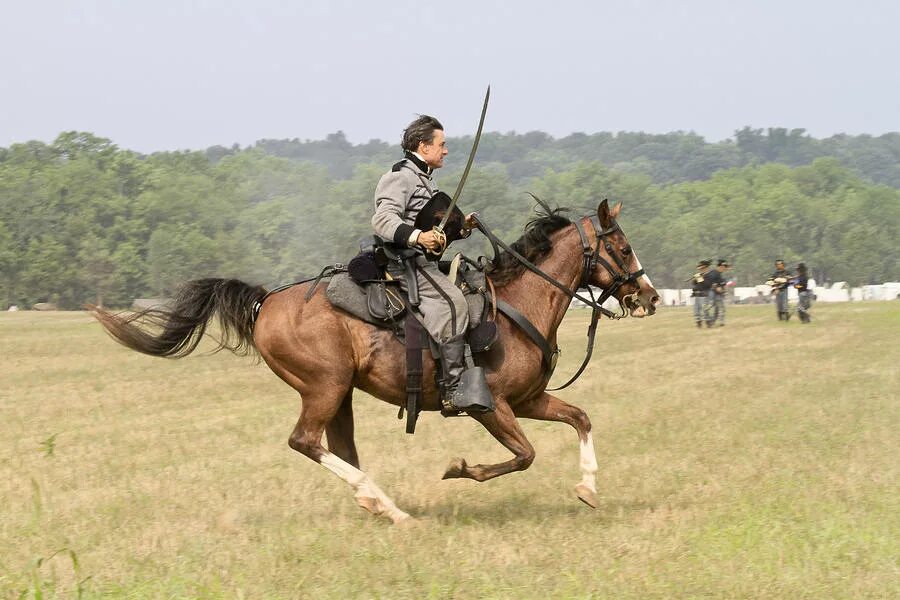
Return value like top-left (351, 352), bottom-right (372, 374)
top-left (622, 246), bottom-right (632, 256)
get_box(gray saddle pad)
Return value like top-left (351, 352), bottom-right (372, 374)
top-left (325, 270), bottom-right (486, 331)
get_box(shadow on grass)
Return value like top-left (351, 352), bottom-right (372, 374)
top-left (422, 492), bottom-right (658, 526)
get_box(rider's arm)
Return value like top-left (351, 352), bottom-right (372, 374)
top-left (372, 171), bottom-right (419, 247)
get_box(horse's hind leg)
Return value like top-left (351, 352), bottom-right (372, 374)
top-left (442, 398), bottom-right (536, 482)
top-left (325, 389), bottom-right (359, 469)
top-left (287, 386), bottom-right (410, 524)
top-left (513, 392), bottom-right (599, 508)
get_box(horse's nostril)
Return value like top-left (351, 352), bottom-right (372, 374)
top-left (650, 295), bottom-right (660, 305)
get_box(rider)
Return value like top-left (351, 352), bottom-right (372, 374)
top-left (371, 115), bottom-right (494, 415)
top-left (767, 259), bottom-right (793, 321)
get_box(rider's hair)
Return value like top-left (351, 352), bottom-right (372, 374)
top-left (402, 115), bottom-right (443, 153)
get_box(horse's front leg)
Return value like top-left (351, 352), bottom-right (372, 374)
top-left (442, 398), bottom-right (536, 482)
top-left (513, 392), bottom-right (599, 508)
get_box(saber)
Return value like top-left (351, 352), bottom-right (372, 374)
top-left (434, 86), bottom-right (490, 238)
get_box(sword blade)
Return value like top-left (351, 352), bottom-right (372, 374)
top-left (437, 85), bottom-right (490, 231)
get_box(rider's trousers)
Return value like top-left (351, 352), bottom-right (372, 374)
top-left (387, 255), bottom-right (469, 343)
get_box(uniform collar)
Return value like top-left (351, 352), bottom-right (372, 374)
top-left (404, 151), bottom-right (432, 176)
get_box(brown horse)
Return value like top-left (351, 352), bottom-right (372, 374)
top-left (92, 200), bottom-right (659, 523)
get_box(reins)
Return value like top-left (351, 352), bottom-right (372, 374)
top-left (476, 218), bottom-right (620, 316)
top-left (475, 213), bottom-right (645, 391)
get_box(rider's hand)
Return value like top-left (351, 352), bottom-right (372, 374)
top-left (416, 230), bottom-right (442, 251)
top-left (463, 212), bottom-right (479, 231)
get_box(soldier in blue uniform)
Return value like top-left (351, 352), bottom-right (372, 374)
top-left (689, 260), bottom-right (713, 328)
top-left (794, 262), bottom-right (813, 323)
top-left (709, 259), bottom-right (730, 327)
top-left (766, 259), bottom-right (793, 321)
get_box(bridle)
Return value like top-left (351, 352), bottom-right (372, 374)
top-left (475, 212), bottom-right (646, 391)
top-left (542, 214), bottom-right (645, 390)
top-left (573, 214), bottom-right (645, 312)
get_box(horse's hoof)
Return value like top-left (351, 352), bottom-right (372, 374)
top-left (575, 483), bottom-right (599, 509)
top-left (442, 457), bottom-right (467, 479)
top-left (356, 495), bottom-right (381, 516)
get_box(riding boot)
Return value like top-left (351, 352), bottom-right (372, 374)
top-left (438, 333), bottom-right (495, 415)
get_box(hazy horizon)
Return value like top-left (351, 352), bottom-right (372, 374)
top-left (2, 0), bottom-right (898, 153)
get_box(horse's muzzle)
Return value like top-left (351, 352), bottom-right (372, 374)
top-left (624, 290), bottom-right (659, 318)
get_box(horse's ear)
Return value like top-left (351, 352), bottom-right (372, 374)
top-left (610, 202), bottom-right (622, 219)
top-left (597, 199), bottom-right (611, 227)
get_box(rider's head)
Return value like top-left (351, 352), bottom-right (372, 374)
top-left (775, 259), bottom-right (785, 270)
top-left (402, 115), bottom-right (447, 170)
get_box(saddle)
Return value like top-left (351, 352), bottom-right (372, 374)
top-left (324, 245), bottom-right (498, 434)
top-left (325, 250), bottom-right (498, 354)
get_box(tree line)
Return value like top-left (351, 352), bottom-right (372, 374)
top-left (0, 130), bottom-right (897, 309)
top-left (245, 127), bottom-right (900, 188)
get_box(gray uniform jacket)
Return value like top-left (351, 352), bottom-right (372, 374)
top-left (371, 155), bottom-right (469, 342)
top-left (371, 157), bottom-right (437, 247)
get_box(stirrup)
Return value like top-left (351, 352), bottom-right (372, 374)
top-left (441, 367), bottom-right (495, 415)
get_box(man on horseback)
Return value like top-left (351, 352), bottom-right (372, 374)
top-left (371, 115), bottom-right (494, 415)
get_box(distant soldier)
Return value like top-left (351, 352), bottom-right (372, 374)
top-left (766, 259), bottom-right (793, 321)
top-left (709, 259), bottom-right (731, 327)
top-left (794, 262), bottom-right (813, 323)
top-left (689, 259), bottom-right (713, 328)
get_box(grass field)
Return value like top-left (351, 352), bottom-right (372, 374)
top-left (1, 302), bottom-right (898, 599)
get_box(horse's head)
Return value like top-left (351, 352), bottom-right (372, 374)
top-left (582, 200), bottom-right (659, 318)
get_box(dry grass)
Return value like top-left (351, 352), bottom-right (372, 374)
top-left (1, 303), bottom-right (897, 598)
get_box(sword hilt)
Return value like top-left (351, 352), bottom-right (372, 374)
top-left (427, 225), bottom-right (448, 257)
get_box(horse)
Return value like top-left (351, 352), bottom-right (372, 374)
top-left (91, 200), bottom-right (659, 523)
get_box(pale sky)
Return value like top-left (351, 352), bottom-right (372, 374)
top-left (1, 0), bottom-right (897, 153)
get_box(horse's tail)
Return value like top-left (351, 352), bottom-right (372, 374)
top-left (89, 278), bottom-right (268, 358)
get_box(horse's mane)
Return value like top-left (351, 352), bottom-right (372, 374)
top-left (489, 196), bottom-right (572, 287)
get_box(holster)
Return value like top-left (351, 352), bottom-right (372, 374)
top-left (404, 259), bottom-right (420, 307)
top-left (381, 240), bottom-right (422, 308)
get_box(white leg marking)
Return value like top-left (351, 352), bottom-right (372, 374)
top-left (319, 452), bottom-right (411, 523)
top-left (579, 433), bottom-right (598, 492)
